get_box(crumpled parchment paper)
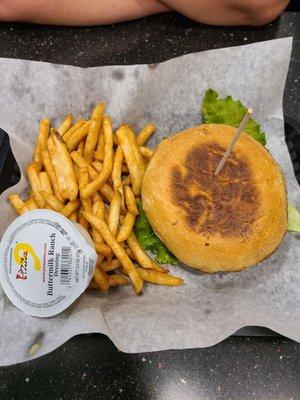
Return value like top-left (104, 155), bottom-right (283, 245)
top-left (0, 37), bottom-right (299, 366)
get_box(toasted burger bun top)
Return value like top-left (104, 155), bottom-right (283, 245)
top-left (142, 124), bottom-right (287, 272)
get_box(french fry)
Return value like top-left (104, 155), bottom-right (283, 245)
top-left (124, 185), bottom-right (139, 215)
top-left (117, 212), bottom-right (136, 243)
top-left (93, 150), bottom-right (104, 161)
top-left (48, 129), bottom-right (78, 201)
top-left (8, 194), bottom-right (28, 215)
top-left (66, 121), bottom-right (90, 151)
top-left (116, 124), bottom-right (145, 196)
top-left (91, 229), bottom-right (103, 244)
top-left (63, 120), bottom-right (86, 141)
top-left (26, 197), bottom-right (38, 210)
top-left (108, 191), bottom-right (121, 236)
top-left (95, 124), bottom-right (105, 160)
top-left (92, 161), bottom-right (103, 173)
top-left (111, 146), bottom-right (126, 211)
top-left (137, 123), bottom-right (155, 146)
top-left (93, 266), bottom-right (109, 292)
top-left (69, 211), bottom-right (79, 222)
top-left (108, 274), bottom-right (128, 287)
top-left (70, 150), bottom-right (89, 169)
top-left (92, 192), bottom-right (101, 203)
top-left (77, 166), bottom-right (89, 189)
top-left (82, 212), bottom-right (143, 294)
top-left (27, 163), bottom-right (45, 208)
top-left (61, 199), bottom-right (81, 217)
top-left (33, 118), bottom-right (50, 170)
top-left (81, 116), bottom-right (114, 199)
top-left (125, 247), bottom-right (137, 261)
top-left (99, 183), bottom-right (114, 203)
top-left (80, 197), bottom-right (92, 212)
top-left (136, 268), bottom-right (183, 286)
top-left (97, 253), bottom-right (105, 265)
top-left (101, 258), bottom-right (121, 272)
top-left (58, 114), bottom-right (73, 135)
top-left (79, 212), bottom-right (89, 230)
top-left (77, 140), bottom-right (85, 155)
top-left (71, 153), bottom-right (114, 202)
top-left (94, 242), bottom-right (113, 257)
top-left (39, 171), bottom-right (53, 194)
top-left (84, 102), bottom-right (105, 163)
top-left (91, 199), bottom-right (105, 243)
top-left (41, 149), bottom-right (63, 201)
top-left (112, 146), bottom-right (123, 190)
top-left (77, 167), bottom-right (92, 212)
top-left (40, 191), bottom-right (64, 212)
top-left (126, 232), bottom-right (168, 273)
top-left (92, 198), bottom-right (105, 218)
top-left (140, 146), bottom-right (154, 160)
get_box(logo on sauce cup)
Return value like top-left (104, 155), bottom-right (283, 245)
top-left (13, 243), bottom-right (41, 280)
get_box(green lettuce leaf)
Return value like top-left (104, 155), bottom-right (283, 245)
top-left (134, 201), bottom-right (178, 265)
top-left (202, 89), bottom-right (266, 146)
top-left (287, 203), bottom-right (300, 232)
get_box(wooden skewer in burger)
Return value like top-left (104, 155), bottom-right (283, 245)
top-left (142, 110), bottom-right (287, 273)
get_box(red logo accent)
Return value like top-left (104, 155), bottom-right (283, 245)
top-left (16, 251), bottom-right (28, 280)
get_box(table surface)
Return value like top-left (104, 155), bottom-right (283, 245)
top-left (0, 11), bottom-right (299, 400)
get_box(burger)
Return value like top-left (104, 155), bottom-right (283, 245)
top-left (141, 124), bottom-right (287, 273)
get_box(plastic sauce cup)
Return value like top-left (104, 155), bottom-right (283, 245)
top-left (0, 209), bottom-right (98, 317)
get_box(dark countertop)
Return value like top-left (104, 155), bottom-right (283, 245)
top-left (0, 11), bottom-right (299, 400)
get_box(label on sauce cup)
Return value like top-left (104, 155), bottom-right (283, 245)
top-left (0, 209), bottom-right (98, 317)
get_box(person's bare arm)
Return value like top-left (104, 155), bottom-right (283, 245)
top-left (0, 0), bottom-right (289, 26)
top-left (161, 0), bottom-right (290, 26)
top-left (0, 0), bottom-right (170, 25)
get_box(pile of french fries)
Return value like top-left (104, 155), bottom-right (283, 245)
top-left (8, 102), bottom-right (183, 294)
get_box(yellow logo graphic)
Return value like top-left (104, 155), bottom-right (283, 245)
top-left (14, 243), bottom-right (41, 280)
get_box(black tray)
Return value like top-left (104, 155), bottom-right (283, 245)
top-left (0, 116), bottom-right (299, 337)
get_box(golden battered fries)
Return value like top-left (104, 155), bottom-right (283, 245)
top-left (136, 268), bottom-right (183, 286)
top-left (48, 129), bottom-right (78, 201)
top-left (66, 121), bottom-right (90, 151)
top-left (93, 266), bottom-right (109, 292)
top-left (140, 146), bottom-right (154, 160)
top-left (107, 274), bottom-right (128, 287)
top-left (126, 232), bottom-right (167, 273)
top-left (8, 103), bottom-right (183, 296)
top-left (108, 190), bottom-right (121, 236)
top-left (63, 120), bottom-right (86, 141)
top-left (117, 212), bottom-right (136, 243)
top-left (124, 185), bottom-right (139, 215)
top-left (112, 146), bottom-right (123, 191)
top-left (84, 102), bottom-right (105, 163)
top-left (100, 258), bottom-right (121, 272)
top-left (41, 149), bottom-right (62, 201)
top-left (40, 191), bottom-right (64, 212)
top-left (8, 194), bottom-right (28, 215)
top-left (33, 118), bottom-right (50, 170)
top-left (39, 171), bottom-right (53, 194)
top-left (116, 124), bottom-right (145, 196)
top-left (137, 123), bottom-right (155, 146)
top-left (83, 211), bottom-right (143, 294)
top-left (58, 114), bottom-right (73, 135)
top-left (61, 199), bottom-right (81, 217)
top-left (26, 197), bottom-right (38, 210)
top-left (27, 163), bottom-right (45, 208)
top-left (81, 116), bottom-right (113, 198)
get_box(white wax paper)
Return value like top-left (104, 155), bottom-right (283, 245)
top-left (0, 37), bottom-right (299, 366)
